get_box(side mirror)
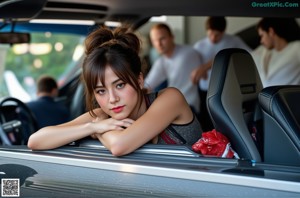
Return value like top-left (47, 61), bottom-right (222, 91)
top-left (0, 32), bottom-right (30, 44)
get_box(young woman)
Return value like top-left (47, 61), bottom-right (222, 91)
top-left (27, 26), bottom-right (202, 156)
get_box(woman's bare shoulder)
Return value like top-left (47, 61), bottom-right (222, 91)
top-left (151, 87), bottom-right (188, 110)
top-left (157, 87), bottom-right (185, 101)
top-left (148, 88), bottom-right (192, 124)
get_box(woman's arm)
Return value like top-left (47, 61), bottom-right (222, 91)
top-left (96, 87), bottom-right (193, 156)
top-left (27, 108), bottom-right (130, 150)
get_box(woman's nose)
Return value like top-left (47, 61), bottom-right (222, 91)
top-left (109, 91), bottom-right (120, 103)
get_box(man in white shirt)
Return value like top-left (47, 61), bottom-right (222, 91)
top-left (191, 17), bottom-right (251, 131)
top-left (252, 17), bottom-right (300, 88)
top-left (145, 23), bottom-right (202, 115)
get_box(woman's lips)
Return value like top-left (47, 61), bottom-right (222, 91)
top-left (112, 106), bottom-right (124, 113)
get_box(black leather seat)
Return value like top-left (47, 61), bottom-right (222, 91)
top-left (207, 48), bottom-right (263, 162)
top-left (70, 82), bottom-right (86, 119)
top-left (258, 85), bottom-right (300, 165)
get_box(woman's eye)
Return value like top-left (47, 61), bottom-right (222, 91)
top-left (116, 83), bottom-right (125, 89)
top-left (97, 89), bottom-right (106, 95)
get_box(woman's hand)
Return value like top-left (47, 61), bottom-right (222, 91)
top-left (90, 118), bottom-right (134, 138)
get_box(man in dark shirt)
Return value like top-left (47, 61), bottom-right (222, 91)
top-left (27, 75), bottom-right (70, 129)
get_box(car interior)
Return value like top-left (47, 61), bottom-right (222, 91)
top-left (259, 85), bottom-right (300, 165)
top-left (207, 48), bottom-right (263, 162)
top-left (207, 48), bottom-right (300, 166)
top-left (0, 0), bottom-right (299, 167)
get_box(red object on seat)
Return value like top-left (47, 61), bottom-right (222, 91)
top-left (192, 129), bottom-right (239, 158)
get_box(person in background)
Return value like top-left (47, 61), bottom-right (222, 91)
top-left (144, 23), bottom-right (202, 115)
top-left (252, 17), bottom-right (300, 87)
top-left (26, 75), bottom-right (70, 129)
top-left (191, 16), bottom-right (251, 131)
top-left (143, 33), bottom-right (167, 92)
top-left (27, 26), bottom-right (202, 156)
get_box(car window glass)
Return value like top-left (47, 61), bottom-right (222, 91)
top-left (0, 32), bottom-right (84, 102)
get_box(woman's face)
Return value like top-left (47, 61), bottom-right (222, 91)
top-left (94, 66), bottom-right (140, 120)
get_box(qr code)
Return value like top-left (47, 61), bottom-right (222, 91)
top-left (1, 179), bottom-right (20, 197)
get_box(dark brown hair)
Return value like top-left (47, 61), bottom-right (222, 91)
top-left (82, 26), bottom-right (144, 117)
top-left (257, 18), bottom-right (300, 42)
top-left (205, 17), bottom-right (226, 32)
top-left (37, 75), bottom-right (57, 93)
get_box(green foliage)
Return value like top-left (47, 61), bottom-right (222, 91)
top-left (4, 32), bottom-right (84, 86)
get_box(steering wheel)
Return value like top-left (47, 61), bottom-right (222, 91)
top-left (0, 97), bottom-right (39, 145)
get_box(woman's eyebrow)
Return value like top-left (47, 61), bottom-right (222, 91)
top-left (111, 78), bottom-right (122, 85)
top-left (94, 78), bottom-right (122, 88)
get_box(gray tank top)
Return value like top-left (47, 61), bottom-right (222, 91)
top-left (146, 92), bottom-right (202, 145)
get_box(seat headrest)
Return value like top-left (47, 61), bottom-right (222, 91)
top-left (259, 85), bottom-right (300, 124)
top-left (208, 48), bottom-right (262, 100)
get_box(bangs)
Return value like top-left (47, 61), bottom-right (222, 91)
top-left (111, 61), bottom-right (140, 91)
top-left (84, 45), bottom-right (141, 92)
top-left (88, 56), bottom-right (107, 91)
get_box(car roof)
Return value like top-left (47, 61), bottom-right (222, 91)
top-left (37, 0), bottom-right (300, 19)
top-left (1, 0), bottom-right (299, 31)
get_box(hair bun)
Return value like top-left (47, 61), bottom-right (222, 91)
top-left (113, 27), bottom-right (140, 54)
top-left (85, 26), bottom-right (140, 56)
top-left (85, 26), bottom-right (113, 55)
